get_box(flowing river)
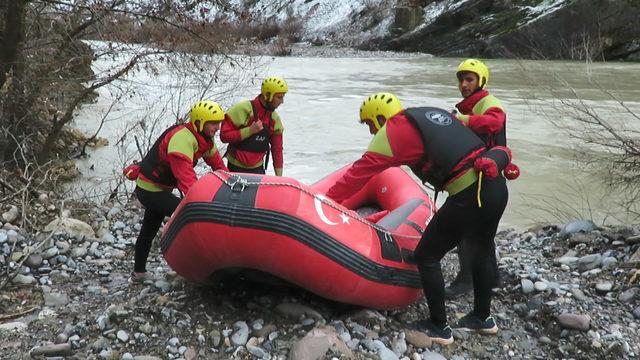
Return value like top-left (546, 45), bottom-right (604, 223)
top-left (71, 48), bottom-right (640, 230)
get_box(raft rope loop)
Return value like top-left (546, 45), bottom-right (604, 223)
top-left (211, 171), bottom-right (424, 240)
top-left (227, 176), bottom-right (248, 193)
top-left (476, 171), bottom-right (483, 208)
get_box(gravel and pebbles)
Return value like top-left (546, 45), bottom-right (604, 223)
top-left (1, 200), bottom-right (639, 359)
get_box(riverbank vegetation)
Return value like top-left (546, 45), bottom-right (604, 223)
top-left (0, 1), bottom-right (302, 231)
top-left (93, 9), bottom-right (302, 56)
top-left (1, 1), bottom-right (638, 229)
top-left (522, 62), bottom-right (640, 223)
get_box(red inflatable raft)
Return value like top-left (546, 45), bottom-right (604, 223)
top-left (160, 166), bottom-right (435, 309)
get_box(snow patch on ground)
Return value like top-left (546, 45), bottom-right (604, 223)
top-left (518, 0), bottom-right (570, 27)
top-left (415, 0), bottom-right (473, 33)
top-left (192, 0), bottom-right (368, 34)
top-left (189, 0), bottom-right (389, 43)
top-left (128, 0), bottom-right (574, 46)
top-left (408, 0), bottom-right (571, 38)
top-left (423, 1), bottom-right (449, 23)
top-left (273, 1), bottom-right (367, 34)
top-left (366, 16), bottom-right (395, 39)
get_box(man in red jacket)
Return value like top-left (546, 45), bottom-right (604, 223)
top-left (326, 93), bottom-right (510, 345)
top-left (446, 59), bottom-right (520, 298)
top-left (220, 76), bottom-right (287, 175)
top-left (131, 100), bottom-right (228, 282)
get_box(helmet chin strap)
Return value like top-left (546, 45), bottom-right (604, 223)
top-left (472, 81), bottom-right (485, 94)
top-left (258, 93), bottom-right (277, 112)
top-left (194, 121), bottom-right (206, 136)
top-left (476, 76), bottom-right (486, 91)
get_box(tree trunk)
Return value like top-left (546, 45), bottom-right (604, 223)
top-left (0, 0), bottom-right (27, 163)
top-left (0, 0), bottom-right (26, 89)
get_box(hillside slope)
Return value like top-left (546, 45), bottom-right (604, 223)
top-left (217, 0), bottom-right (640, 60)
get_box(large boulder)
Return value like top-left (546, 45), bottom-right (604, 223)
top-left (383, 0), bottom-right (640, 61)
top-left (44, 217), bottom-right (95, 239)
top-left (486, 0), bottom-right (640, 61)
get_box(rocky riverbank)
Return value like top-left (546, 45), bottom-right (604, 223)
top-left (1, 199), bottom-right (639, 360)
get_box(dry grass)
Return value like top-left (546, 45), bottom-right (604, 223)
top-left (92, 13), bottom-right (303, 55)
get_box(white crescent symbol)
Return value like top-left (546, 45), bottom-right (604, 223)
top-left (314, 195), bottom-right (338, 225)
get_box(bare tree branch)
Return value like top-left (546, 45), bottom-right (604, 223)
top-left (519, 60), bottom-right (640, 222)
top-left (40, 49), bottom-right (162, 158)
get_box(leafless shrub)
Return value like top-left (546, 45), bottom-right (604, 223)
top-left (519, 60), bottom-right (640, 222)
top-left (0, 129), bottom-right (65, 231)
top-left (91, 10), bottom-right (303, 55)
top-left (0, 1), bottom-right (269, 167)
top-left (2, 2), bottom-right (264, 170)
top-left (271, 38), bottom-right (293, 56)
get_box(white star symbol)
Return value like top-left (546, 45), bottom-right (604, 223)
top-left (339, 213), bottom-right (350, 224)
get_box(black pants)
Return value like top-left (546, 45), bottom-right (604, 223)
top-left (228, 162), bottom-right (265, 174)
top-left (414, 176), bottom-right (508, 326)
top-left (456, 235), bottom-right (500, 286)
top-left (134, 187), bottom-right (181, 273)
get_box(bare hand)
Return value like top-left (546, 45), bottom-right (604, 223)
top-left (249, 121), bottom-right (263, 134)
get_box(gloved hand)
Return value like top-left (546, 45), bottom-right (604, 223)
top-left (249, 120), bottom-right (263, 134)
top-left (474, 158), bottom-right (499, 179)
top-left (503, 162), bottom-right (520, 180)
top-left (123, 164), bottom-right (140, 180)
top-left (454, 113), bottom-right (470, 125)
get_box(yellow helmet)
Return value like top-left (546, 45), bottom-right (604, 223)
top-left (190, 100), bottom-right (225, 132)
top-left (261, 76), bottom-right (288, 101)
top-left (359, 92), bottom-right (403, 131)
top-left (457, 58), bottom-right (489, 89)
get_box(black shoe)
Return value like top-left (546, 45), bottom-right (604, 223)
top-left (444, 275), bottom-right (472, 299)
top-left (412, 319), bottom-right (454, 345)
top-left (454, 313), bottom-right (498, 335)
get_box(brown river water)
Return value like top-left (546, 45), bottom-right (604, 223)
top-left (72, 49), bottom-right (640, 229)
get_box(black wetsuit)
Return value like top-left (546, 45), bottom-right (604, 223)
top-left (414, 176), bottom-right (507, 324)
top-left (133, 188), bottom-right (181, 273)
top-left (405, 107), bottom-right (508, 325)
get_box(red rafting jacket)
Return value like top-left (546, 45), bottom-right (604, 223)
top-left (455, 90), bottom-right (505, 146)
top-left (220, 96), bottom-right (284, 171)
top-left (137, 122), bottom-right (227, 194)
top-left (325, 112), bottom-right (482, 205)
top-left (456, 89), bottom-right (521, 180)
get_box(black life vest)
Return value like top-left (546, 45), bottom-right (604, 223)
top-left (232, 100), bottom-right (272, 154)
top-left (404, 107), bottom-right (485, 189)
top-left (139, 124), bottom-right (195, 187)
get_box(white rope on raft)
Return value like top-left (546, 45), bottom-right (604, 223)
top-left (210, 170), bottom-right (425, 240)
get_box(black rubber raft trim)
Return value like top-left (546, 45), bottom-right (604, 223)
top-left (160, 201), bottom-right (422, 288)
